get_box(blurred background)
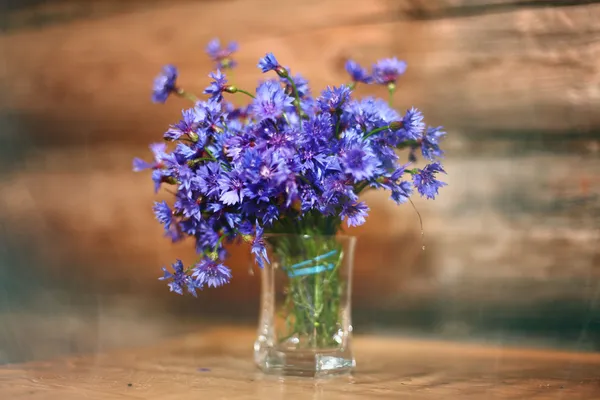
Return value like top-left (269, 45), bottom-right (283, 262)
top-left (1, 0), bottom-right (599, 365)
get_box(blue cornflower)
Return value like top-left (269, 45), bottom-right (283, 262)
top-left (341, 140), bottom-right (381, 182)
top-left (174, 195), bottom-right (202, 221)
top-left (391, 181), bottom-right (413, 204)
top-left (250, 80), bottom-right (293, 122)
top-left (258, 53), bottom-right (280, 73)
top-left (152, 65), bottom-right (178, 103)
top-left (341, 201), bottom-right (369, 227)
top-left (251, 225), bottom-right (269, 268)
top-left (225, 132), bottom-right (256, 160)
top-left (421, 126), bottom-right (446, 160)
top-left (159, 260), bottom-right (198, 296)
top-left (218, 169), bottom-right (246, 205)
top-left (133, 143), bottom-right (168, 172)
top-left (345, 60), bottom-right (372, 84)
top-left (205, 38), bottom-right (238, 69)
top-left (195, 224), bottom-right (221, 251)
top-left (153, 201), bottom-right (173, 230)
top-left (174, 143), bottom-right (197, 162)
top-left (372, 57), bottom-right (407, 85)
top-left (204, 70), bottom-right (228, 102)
top-left (397, 107), bottom-right (425, 141)
top-left (133, 158), bottom-right (153, 172)
top-left (196, 161), bottom-right (222, 198)
top-left (165, 108), bottom-right (200, 142)
top-left (176, 164), bottom-right (195, 198)
top-left (412, 162), bottom-right (447, 200)
top-left (317, 85), bottom-right (351, 113)
top-left (195, 99), bottom-right (226, 134)
top-left (321, 173), bottom-right (357, 204)
top-left (303, 112), bottom-right (334, 146)
top-left (192, 258), bottom-right (232, 288)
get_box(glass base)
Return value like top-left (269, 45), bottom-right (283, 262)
top-left (254, 341), bottom-right (355, 377)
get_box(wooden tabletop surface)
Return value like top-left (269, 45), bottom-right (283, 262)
top-left (1, 327), bottom-right (599, 399)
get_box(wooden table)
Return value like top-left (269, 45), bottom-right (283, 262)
top-left (1, 327), bottom-right (599, 399)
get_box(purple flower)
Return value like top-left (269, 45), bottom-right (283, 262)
top-left (196, 224), bottom-right (221, 251)
top-left (341, 201), bottom-right (369, 227)
top-left (153, 201), bottom-right (173, 230)
top-left (317, 85), bottom-right (351, 113)
top-left (218, 169), bottom-right (246, 205)
top-left (132, 158), bottom-right (153, 172)
top-left (152, 65), bottom-right (178, 103)
top-left (398, 107), bottom-right (425, 141)
top-left (372, 57), bottom-right (407, 85)
top-left (345, 60), bottom-right (372, 84)
top-left (421, 126), bottom-right (446, 160)
top-left (412, 162), bottom-right (447, 200)
top-left (176, 164), bottom-right (196, 197)
top-left (250, 81), bottom-right (293, 122)
top-left (340, 140), bottom-right (380, 182)
top-left (165, 108), bottom-right (199, 141)
top-left (175, 195), bottom-right (202, 221)
top-left (133, 143), bottom-right (168, 172)
top-left (204, 70), bottom-right (228, 102)
top-left (391, 181), bottom-right (413, 204)
top-left (251, 225), bottom-right (269, 267)
top-left (205, 38), bottom-right (238, 69)
top-left (192, 258), bottom-right (232, 288)
top-left (159, 260), bottom-right (198, 296)
top-left (258, 53), bottom-right (280, 73)
top-left (196, 161), bottom-right (222, 198)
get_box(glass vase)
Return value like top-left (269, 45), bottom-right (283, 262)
top-left (253, 234), bottom-right (356, 377)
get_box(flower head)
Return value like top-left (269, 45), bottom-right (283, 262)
top-left (165, 108), bottom-right (199, 141)
top-left (258, 53), bottom-right (280, 73)
top-left (421, 126), bottom-right (446, 160)
top-left (204, 70), bottom-right (228, 102)
top-left (205, 38), bottom-right (238, 69)
top-left (372, 57), bottom-right (407, 85)
top-left (218, 169), bottom-right (246, 205)
top-left (152, 65), bottom-right (178, 103)
top-left (412, 162), bottom-right (447, 199)
top-left (153, 201), bottom-right (173, 230)
top-left (340, 140), bottom-right (380, 182)
top-left (193, 258), bottom-right (232, 288)
top-left (345, 60), bottom-right (372, 84)
top-left (251, 225), bottom-right (269, 268)
top-left (391, 181), bottom-right (413, 204)
top-left (341, 201), bottom-right (369, 227)
top-left (397, 107), bottom-right (425, 141)
top-left (250, 80), bottom-right (293, 122)
top-left (317, 85), bottom-right (352, 113)
top-left (159, 260), bottom-right (198, 296)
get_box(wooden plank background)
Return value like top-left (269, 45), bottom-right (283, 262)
top-left (1, 0), bottom-right (599, 363)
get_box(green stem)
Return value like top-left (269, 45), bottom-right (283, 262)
top-left (363, 124), bottom-right (391, 140)
top-left (387, 83), bottom-right (396, 107)
top-left (286, 77), bottom-right (303, 118)
top-left (355, 181), bottom-right (370, 194)
top-left (176, 89), bottom-right (199, 103)
top-left (236, 89), bottom-right (255, 99)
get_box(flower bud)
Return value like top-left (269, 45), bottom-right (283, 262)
top-left (224, 85), bottom-right (238, 93)
top-left (188, 131), bottom-right (199, 142)
top-left (275, 66), bottom-right (288, 78)
top-left (389, 121), bottom-right (404, 131)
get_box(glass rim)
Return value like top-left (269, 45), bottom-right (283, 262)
top-left (263, 233), bottom-right (356, 240)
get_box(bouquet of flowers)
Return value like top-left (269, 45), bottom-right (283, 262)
top-left (134, 39), bottom-right (446, 332)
